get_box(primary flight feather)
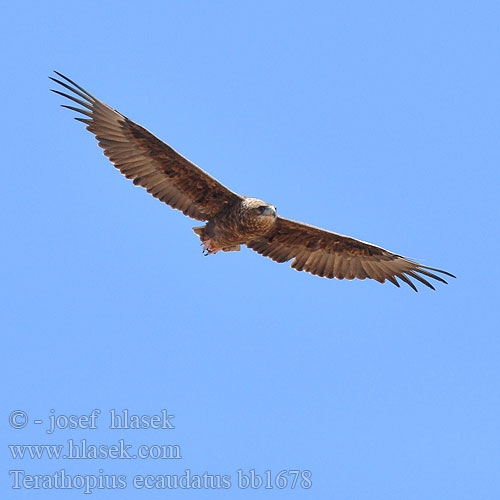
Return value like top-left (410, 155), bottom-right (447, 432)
top-left (50, 71), bottom-right (455, 291)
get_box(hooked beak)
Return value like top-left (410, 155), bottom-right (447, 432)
top-left (262, 206), bottom-right (277, 216)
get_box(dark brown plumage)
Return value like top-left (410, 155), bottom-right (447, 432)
top-left (51, 71), bottom-right (455, 291)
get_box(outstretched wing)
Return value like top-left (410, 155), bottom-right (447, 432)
top-left (50, 71), bottom-right (242, 221)
top-left (247, 217), bottom-right (455, 291)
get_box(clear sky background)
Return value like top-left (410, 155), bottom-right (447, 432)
top-left (2, 1), bottom-right (499, 498)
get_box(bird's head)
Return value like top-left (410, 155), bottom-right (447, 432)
top-left (241, 198), bottom-right (278, 234)
top-left (243, 198), bottom-right (277, 219)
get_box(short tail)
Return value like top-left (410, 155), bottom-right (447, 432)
top-left (192, 226), bottom-right (207, 239)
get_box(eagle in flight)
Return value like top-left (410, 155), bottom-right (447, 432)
top-left (51, 71), bottom-right (454, 291)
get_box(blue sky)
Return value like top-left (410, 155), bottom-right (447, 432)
top-left (2, 1), bottom-right (499, 498)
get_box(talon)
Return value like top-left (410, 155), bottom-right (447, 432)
top-left (201, 239), bottom-right (221, 256)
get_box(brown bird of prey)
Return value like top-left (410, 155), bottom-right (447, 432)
top-left (50, 71), bottom-right (454, 291)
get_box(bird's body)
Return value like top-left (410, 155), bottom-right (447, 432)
top-left (193, 197), bottom-right (277, 254)
top-left (51, 72), bottom-right (455, 291)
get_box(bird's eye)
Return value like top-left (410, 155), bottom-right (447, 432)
top-left (258, 206), bottom-right (267, 213)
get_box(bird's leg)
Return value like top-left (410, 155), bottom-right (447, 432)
top-left (201, 239), bottom-right (221, 256)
